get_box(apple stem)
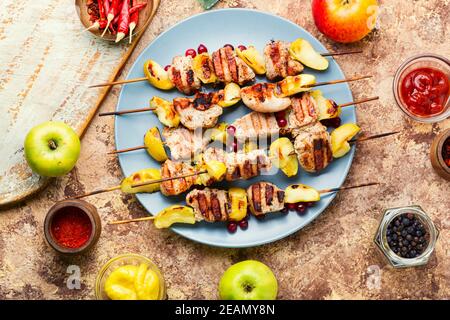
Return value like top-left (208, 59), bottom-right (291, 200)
top-left (48, 140), bottom-right (57, 150)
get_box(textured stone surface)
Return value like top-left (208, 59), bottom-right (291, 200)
top-left (0, 0), bottom-right (449, 300)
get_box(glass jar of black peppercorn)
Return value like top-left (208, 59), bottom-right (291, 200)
top-left (374, 206), bottom-right (439, 268)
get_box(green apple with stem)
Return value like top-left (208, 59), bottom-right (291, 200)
top-left (219, 260), bottom-right (278, 300)
top-left (24, 121), bottom-right (80, 177)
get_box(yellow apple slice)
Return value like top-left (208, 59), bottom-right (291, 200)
top-left (311, 90), bottom-right (341, 120)
top-left (276, 74), bottom-right (316, 97)
top-left (150, 97), bottom-right (180, 128)
top-left (236, 46), bottom-right (266, 75)
top-left (269, 138), bottom-right (298, 177)
top-left (218, 83), bottom-right (241, 107)
top-left (228, 188), bottom-right (248, 222)
top-left (144, 127), bottom-right (168, 162)
top-left (143, 60), bottom-right (174, 90)
top-left (209, 122), bottom-right (228, 143)
top-left (331, 123), bottom-right (361, 158)
top-left (120, 168), bottom-right (161, 194)
top-left (285, 184), bottom-right (321, 203)
top-left (205, 160), bottom-right (227, 181)
top-left (192, 53), bottom-right (217, 84)
top-left (289, 38), bottom-right (329, 71)
top-left (154, 205), bottom-right (196, 229)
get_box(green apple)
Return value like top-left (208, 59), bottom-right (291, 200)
top-left (219, 260), bottom-right (278, 300)
top-left (24, 121), bottom-right (80, 177)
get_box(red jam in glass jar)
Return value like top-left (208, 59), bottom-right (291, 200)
top-left (400, 67), bottom-right (449, 117)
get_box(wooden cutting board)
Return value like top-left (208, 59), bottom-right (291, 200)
top-left (0, 0), bottom-right (159, 208)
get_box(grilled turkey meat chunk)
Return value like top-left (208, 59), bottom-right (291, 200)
top-left (293, 123), bottom-right (333, 173)
top-left (186, 188), bottom-right (230, 222)
top-left (240, 82), bottom-right (291, 113)
top-left (162, 127), bottom-right (207, 161)
top-left (173, 94), bottom-right (223, 130)
top-left (203, 148), bottom-right (272, 181)
top-left (247, 182), bottom-right (285, 216)
top-left (212, 46), bottom-right (256, 85)
top-left (168, 56), bottom-right (201, 95)
top-left (264, 40), bottom-right (304, 81)
top-left (287, 93), bottom-right (320, 130)
top-left (160, 160), bottom-right (198, 196)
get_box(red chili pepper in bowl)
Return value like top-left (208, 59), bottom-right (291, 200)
top-left (128, 1), bottom-right (140, 43)
top-left (101, 0), bottom-right (121, 37)
top-left (129, 2), bottom-right (147, 14)
top-left (115, 0), bottom-right (130, 43)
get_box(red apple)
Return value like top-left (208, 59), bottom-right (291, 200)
top-left (312, 0), bottom-right (379, 43)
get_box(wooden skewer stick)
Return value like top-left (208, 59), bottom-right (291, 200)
top-left (107, 97), bottom-right (380, 155)
top-left (321, 50), bottom-right (363, 57)
top-left (88, 77), bottom-right (148, 88)
top-left (349, 131), bottom-right (400, 143)
top-left (68, 170), bottom-right (207, 200)
top-left (319, 182), bottom-right (379, 194)
top-left (131, 170), bottom-right (207, 188)
top-left (307, 75), bottom-right (372, 88)
top-left (109, 181), bottom-right (378, 226)
top-left (108, 145), bottom-right (147, 155)
top-left (338, 96), bottom-right (379, 108)
top-left (109, 216), bottom-right (156, 225)
top-left (70, 185), bottom-right (122, 200)
top-left (99, 107), bottom-right (155, 117)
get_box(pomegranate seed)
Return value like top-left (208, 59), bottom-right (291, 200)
top-left (320, 117), bottom-right (341, 128)
top-left (227, 222), bottom-right (238, 233)
top-left (223, 44), bottom-right (234, 50)
top-left (232, 141), bottom-right (238, 152)
top-left (277, 118), bottom-right (287, 127)
top-left (238, 45), bottom-right (247, 51)
top-left (197, 44), bottom-right (208, 54)
top-left (287, 203), bottom-right (296, 211)
top-left (185, 49), bottom-right (197, 58)
top-left (226, 125), bottom-right (236, 136)
top-left (296, 203), bottom-right (306, 214)
top-left (239, 220), bottom-right (248, 230)
top-left (164, 65), bottom-right (171, 71)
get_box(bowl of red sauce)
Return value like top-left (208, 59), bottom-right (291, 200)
top-left (430, 129), bottom-right (450, 181)
top-left (44, 200), bottom-right (101, 255)
top-left (393, 54), bottom-right (450, 123)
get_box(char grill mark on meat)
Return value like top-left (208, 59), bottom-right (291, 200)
top-left (313, 138), bottom-right (325, 171)
top-left (252, 183), bottom-right (262, 213)
top-left (210, 193), bottom-right (222, 221)
top-left (265, 184), bottom-right (274, 206)
top-left (247, 182), bottom-right (285, 216)
top-left (277, 190), bottom-right (284, 203)
top-left (186, 188), bottom-right (229, 222)
top-left (225, 46), bottom-right (239, 83)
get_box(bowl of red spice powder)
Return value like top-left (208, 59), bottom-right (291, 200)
top-left (44, 200), bottom-right (101, 255)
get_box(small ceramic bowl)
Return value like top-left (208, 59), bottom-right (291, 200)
top-left (95, 254), bottom-right (166, 300)
top-left (44, 199), bottom-right (101, 255)
top-left (430, 129), bottom-right (450, 180)
top-left (393, 53), bottom-right (450, 123)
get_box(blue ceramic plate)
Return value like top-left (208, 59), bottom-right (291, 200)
top-left (115, 9), bottom-right (356, 248)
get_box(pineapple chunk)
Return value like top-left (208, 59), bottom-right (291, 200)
top-left (229, 188), bottom-right (248, 222)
